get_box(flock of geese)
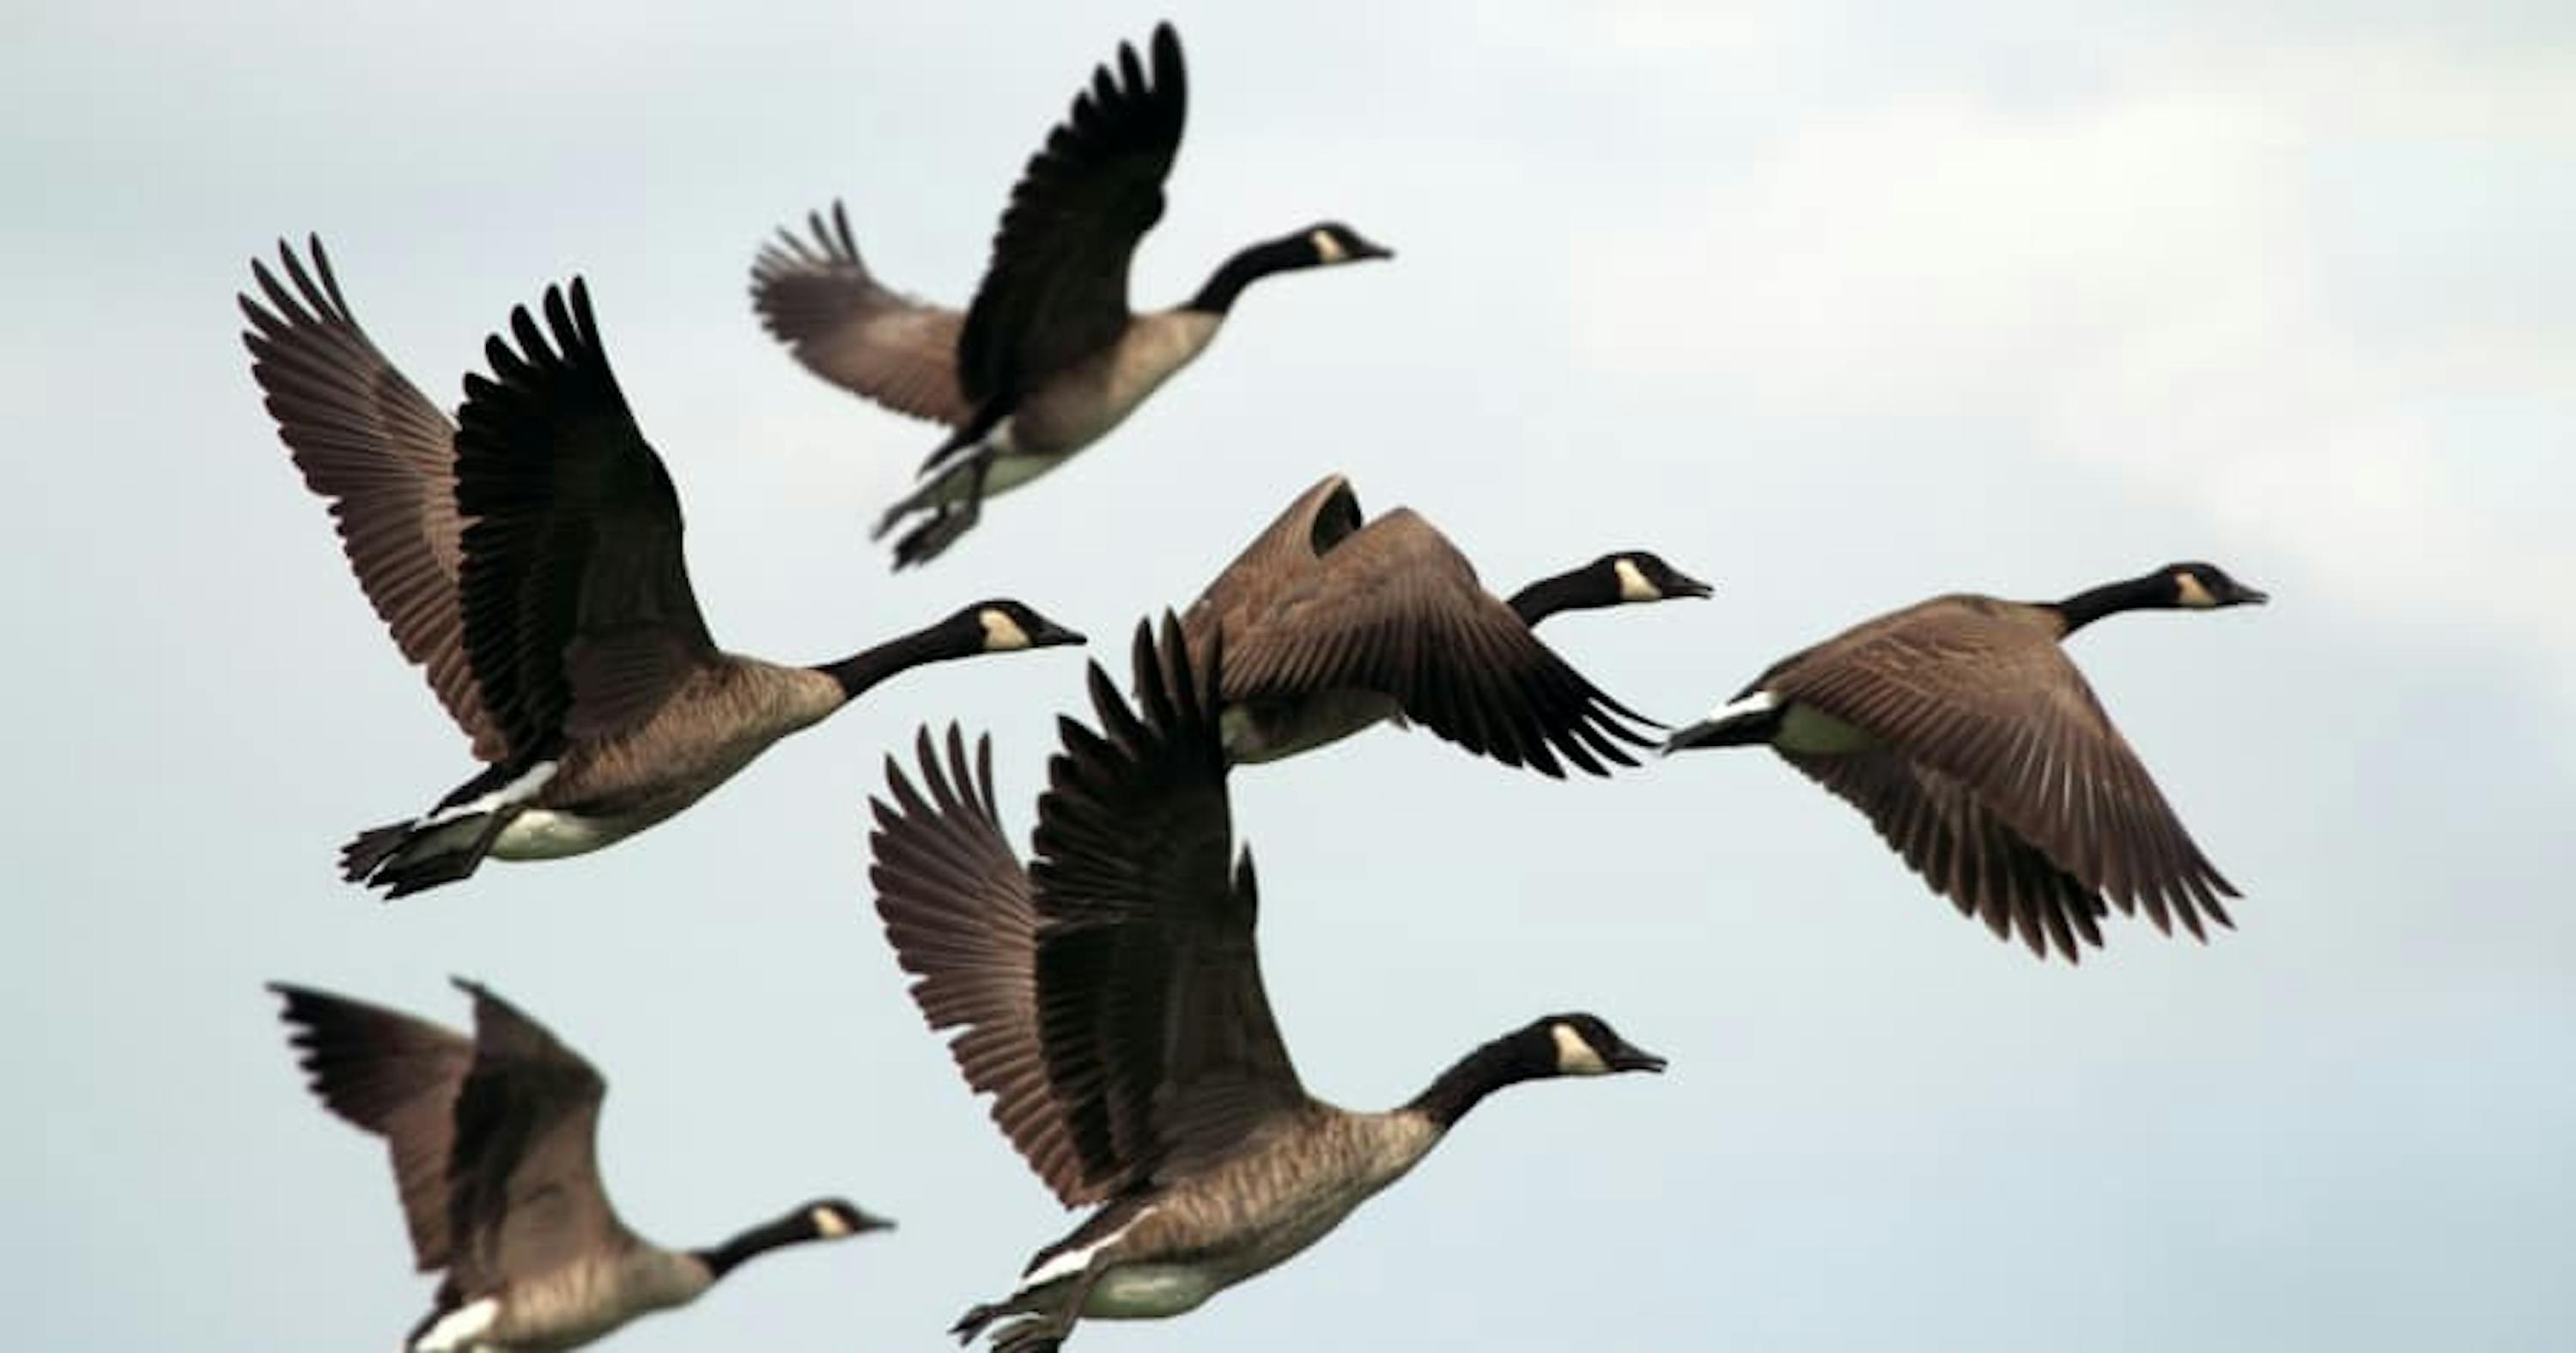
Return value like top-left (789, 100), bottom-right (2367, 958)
top-left (240, 21), bottom-right (2267, 1353)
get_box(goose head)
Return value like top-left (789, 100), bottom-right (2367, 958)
top-left (1529, 1012), bottom-right (1667, 1077)
top-left (956, 600), bottom-right (1088, 653)
top-left (1297, 221), bottom-right (1394, 267)
top-left (800, 1198), bottom-right (897, 1241)
top-left (2164, 561), bottom-right (2269, 610)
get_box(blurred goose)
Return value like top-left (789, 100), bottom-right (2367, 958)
top-left (868, 619), bottom-right (1663, 1352)
top-left (750, 23), bottom-right (1390, 568)
top-left (1183, 475), bottom-right (1698, 774)
top-left (1664, 562), bottom-right (2267, 961)
top-left (270, 980), bottom-right (890, 1351)
top-left (241, 240), bottom-right (1083, 896)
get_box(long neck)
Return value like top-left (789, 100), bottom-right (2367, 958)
top-left (2048, 573), bottom-right (2170, 636)
top-left (1506, 567), bottom-right (1606, 627)
top-left (815, 624), bottom-right (968, 702)
top-left (1187, 238), bottom-right (1309, 315)
top-left (691, 1213), bottom-right (818, 1283)
top-left (1406, 1032), bottom-right (1544, 1132)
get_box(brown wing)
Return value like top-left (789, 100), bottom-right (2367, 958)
top-left (869, 725), bottom-right (1096, 1206)
top-left (750, 200), bottom-right (971, 427)
top-left (1770, 598), bottom-right (2237, 943)
top-left (1781, 749), bottom-right (2111, 962)
top-left (1034, 618), bottom-right (1306, 1192)
top-left (240, 240), bottom-right (506, 761)
top-left (453, 282), bottom-right (718, 753)
top-left (956, 23), bottom-right (1186, 407)
top-left (1213, 507), bottom-right (1656, 777)
top-left (270, 983), bottom-right (474, 1271)
top-left (444, 980), bottom-right (627, 1291)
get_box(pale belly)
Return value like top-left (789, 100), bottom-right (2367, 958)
top-left (1774, 702), bottom-right (1879, 755)
top-left (1221, 689), bottom-right (1401, 763)
top-left (1083, 1264), bottom-right (1222, 1320)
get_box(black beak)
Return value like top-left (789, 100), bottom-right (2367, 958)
top-left (1667, 571), bottom-right (1716, 601)
top-left (1034, 622), bottom-right (1088, 647)
top-left (1607, 1041), bottom-right (1668, 1074)
top-left (1351, 239), bottom-right (1395, 262)
top-left (857, 1213), bottom-right (897, 1235)
top-left (2233, 585), bottom-right (2270, 606)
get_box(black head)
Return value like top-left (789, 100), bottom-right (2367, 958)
top-left (955, 600), bottom-right (1086, 653)
top-left (1295, 221), bottom-right (1394, 266)
top-left (2162, 561), bottom-right (2269, 610)
top-left (1527, 1012), bottom-right (1666, 1077)
top-left (1590, 551), bottom-right (1714, 604)
top-left (799, 1198), bottom-right (896, 1241)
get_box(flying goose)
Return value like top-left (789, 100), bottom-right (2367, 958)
top-left (749, 23), bottom-right (1392, 568)
top-left (868, 619), bottom-right (1664, 1351)
top-left (1182, 475), bottom-right (1700, 774)
top-left (1507, 549), bottom-right (1715, 624)
top-left (240, 240), bottom-right (1083, 897)
top-left (269, 980), bottom-right (891, 1352)
top-left (1663, 562), bottom-right (2268, 961)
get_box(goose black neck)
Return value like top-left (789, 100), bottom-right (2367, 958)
top-left (1507, 567), bottom-right (1607, 627)
top-left (816, 623), bottom-right (969, 701)
top-left (1406, 1029), bottom-right (1550, 1131)
top-left (692, 1213), bottom-right (821, 1283)
top-left (2049, 573), bottom-right (2172, 636)
top-left (1187, 238), bottom-right (1311, 315)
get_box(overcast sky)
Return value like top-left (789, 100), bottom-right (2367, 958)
top-left (8, 2), bottom-right (2573, 1350)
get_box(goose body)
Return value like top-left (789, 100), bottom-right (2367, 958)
top-left (241, 240), bottom-right (1082, 895)
top-left (268, 980), bottom-right (890, 1352)
top-left (1664, 562), bottom-right (2268, 961)
top-left (1182, 475), bottom-right (1707, 774)
top-left (750, 25), bottom-right (1390, 567)
top-left (868, 620), bottom-right (1662, 1350)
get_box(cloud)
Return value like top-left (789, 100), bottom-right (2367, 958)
top-left (1570, 42), bottom-right (2576, 718)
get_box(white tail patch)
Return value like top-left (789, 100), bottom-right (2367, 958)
top-left (1017, 1210), bottom-right (1151, 1295)
top-left (411, 1296), bottom-right (500, 1353)
top-left (419, 761), bottom-right (559, 828)
top-left (1704, 689), bottom-right (1778, 723)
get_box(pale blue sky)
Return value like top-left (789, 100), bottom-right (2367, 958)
top-left (7, 3), bottom-right (2573, 1350)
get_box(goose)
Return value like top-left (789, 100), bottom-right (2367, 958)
top-left (1182, 474), bottom-right (1702, 774)
top-left (1662, 561), bottom-right (2268, 961)
top-left (867, 619), bottom-right (1664, 1351)
top-left (269, 979), bottom-right (891, 1351)
top-left (749, 22), bottom-right (1391, 568)
top-left (240, 240), bottom-right (1083, 896)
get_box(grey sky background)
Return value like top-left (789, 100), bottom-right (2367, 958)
top-left (9, 2), bottom-right (2573, 1349)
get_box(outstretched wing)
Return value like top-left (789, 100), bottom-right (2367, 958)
top-left (955, 23), bottom-right (1187, 408)
top-left (750, 200), bottom-right (972, 427)
top-left (1769, 601), bottom-right (2237, 943)
top-left (270, 982), bottom-right (475, 1271)
top-left (453, 282), bottom-right (717, 754)
top-left (443, 980), bottom-right (626, 1292)
top-left (1031, 618), bottom-right (1307, 1192)
top-left (240, 240), bottom-right (505, 760)
top-left (871, 726), bottom-right (1097, 1205)
top-left (1217, 508), bottom-right (1657, 777)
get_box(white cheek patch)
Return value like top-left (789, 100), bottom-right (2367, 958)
top-left (412, 1296), bottom-right (501, 1353)
top-left (1551, 1023), bottom-right (1611, 1076)
top-left (1613, 558), bottom-right (1660, 604)
top-left (811, 1207), bottom-right (853, 1239)
top-left (1309, 228), bottom-right (1347, 264)
top-left (981, 610), bottom-right (1033, 652)
top-left (2175, 573), bottom-right (2217, 609)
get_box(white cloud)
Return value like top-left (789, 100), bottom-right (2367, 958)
top-left (1571, 44), bottom-right (2576, 713)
